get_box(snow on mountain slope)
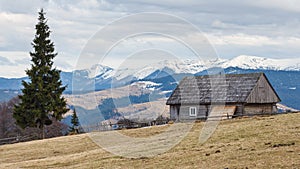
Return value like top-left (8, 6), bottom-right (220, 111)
top-left (74, 64), bottom-right (113, 79)
top-left (111, 67), bottom-right (155, 80)
top-left (105, 55), bottom-right (300, 80)
top-left (108, 59), bottom-right (224, 80)
top-left (130, 81), bottom-right (162, 91)
top-left (66, 55), bottom-right (300, 82)
top-left (150, 59), bottom-right (203, 74)
top-left (222, 55), bottom-right (300, 71)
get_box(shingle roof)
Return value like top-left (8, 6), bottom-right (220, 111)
top-left (166, 73), bottom-right (263, 105)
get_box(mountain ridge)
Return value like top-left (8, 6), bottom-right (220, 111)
top-left (1, 55), bottom-right (300, 81)
top-left (0, 55), bottom-right (299, 110)
top-left (71, 55), bottom-right (300, 81)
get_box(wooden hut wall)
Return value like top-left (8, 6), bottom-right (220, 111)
top-left (244, 103), bottom-right (273, 114)
top-left (246, 75), bottom-right (280, 103)
top-left (170, 105), bottom-right (179, 121)
top-left (178, 105), bottom-right (209, 120)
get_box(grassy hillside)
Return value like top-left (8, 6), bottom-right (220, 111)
top-left (0, 113), bottom-right (299, 169)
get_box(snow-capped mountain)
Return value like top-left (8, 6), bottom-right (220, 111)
top-left (147, 55), bottom-right (300, 74)
top-left (1, 55), bottom-right (300, 108)
top-left (52, 55), bottom-right (300, 111)
top-left (73, 55), bottom-right (300, 81)
top-left (2, 55), bottom-right (300, 92)
top-left (222, 55), bottom-right (300, 71)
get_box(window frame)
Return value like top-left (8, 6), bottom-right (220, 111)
top-left (189, 107), bottom-right (197, 117)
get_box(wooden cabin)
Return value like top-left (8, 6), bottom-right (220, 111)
top-left (166, 73), bottom-right (281, 121)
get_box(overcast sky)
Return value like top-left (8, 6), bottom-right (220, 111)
top-left (0, 0), bottom-right (300, 77)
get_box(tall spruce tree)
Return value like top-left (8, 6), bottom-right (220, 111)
top-left (69, 109), bottom-right (80, 134)
top-left (13, 9), bottom-right (68, 139)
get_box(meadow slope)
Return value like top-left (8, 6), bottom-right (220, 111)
top-left (0, 113), bottom-right (299, 169)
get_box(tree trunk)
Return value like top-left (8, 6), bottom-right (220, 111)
top-left (42, 125), bottom-right (45, 139)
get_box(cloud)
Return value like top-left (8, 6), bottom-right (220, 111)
top-left (14, 57), bottom-right (30, 65)
top-left (0, 12), bottom-right (35, 51)
top-left (0, 51), bottom-right (31, 66)
top-left (0, 56), bottom-right (15, 65)
top-left (0, 0), bottom-right (300, 77)
top-left (207, 33), bottom-right (280, 46)
top-left (246, 0), bottom-right (300, 13)
top-left (0, 0), bottom-right (48, 14)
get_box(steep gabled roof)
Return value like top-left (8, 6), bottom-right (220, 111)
top-left (166, 73), bottom-right (269, 105)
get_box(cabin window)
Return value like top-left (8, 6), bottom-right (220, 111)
top-left (189, 107), bottom-right (197, 117)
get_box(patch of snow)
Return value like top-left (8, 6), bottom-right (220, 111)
top-left (131, 81), bottom-right (162, 91)
top-left (160, 90), bottom-right (172, 94)
top-left (277, 103), bottom-right (299, 112)
top-left (131, 81), bottom-right (161, 86)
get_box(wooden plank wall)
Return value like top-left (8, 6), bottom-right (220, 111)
top-left (246, 75), bottom-right (280, 103)
top-left (178, 105), bottom-right (209, 121)
top-left (244, 104), bottom-right (273, 114)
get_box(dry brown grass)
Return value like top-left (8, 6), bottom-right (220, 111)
top-left (0, 113), bottom-right (299, 169)
top-left (119, 124), bottom-right (170, 138)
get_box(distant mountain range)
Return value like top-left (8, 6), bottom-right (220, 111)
top-left (71, 55), bottom-right (300, 82)
top-left (0, 55), bottom-right (299, 111)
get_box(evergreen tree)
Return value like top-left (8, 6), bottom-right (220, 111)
top-left (13, 9), bottom-right (68, 139)
top-left (69, 109), bottom-right (80, 134)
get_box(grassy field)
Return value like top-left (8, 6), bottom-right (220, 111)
top-left (0, 113), bottom-right (299, 169)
